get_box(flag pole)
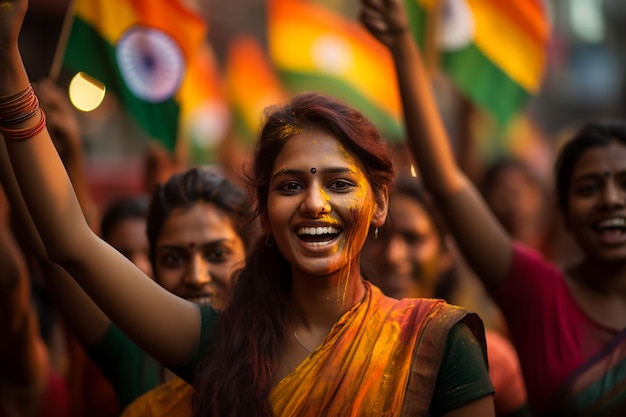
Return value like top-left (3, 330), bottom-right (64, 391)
top-left (49, 0), bottom-right (76, 82)
top-left (423, 0), bottom-right (443, 75)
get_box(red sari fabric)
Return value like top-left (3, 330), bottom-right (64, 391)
top-left (545, 329), bottom-right (626, 417)
top-left (495, 243), bottom-right (624, 416)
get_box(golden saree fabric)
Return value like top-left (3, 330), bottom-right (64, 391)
top-left (120, 377), bottom-right (192, 417)
top-left (119, 283), bottom-right (478, 417)
top-left (271, 282), bottom-right (472, 417)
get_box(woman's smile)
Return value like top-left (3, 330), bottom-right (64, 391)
top-left (295, 222), bottom-right (343, 251)
top-left (267, 128), bottom-right (378, 276)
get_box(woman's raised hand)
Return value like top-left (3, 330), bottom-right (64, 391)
top-left (360, 0), bottom-right (410, 47)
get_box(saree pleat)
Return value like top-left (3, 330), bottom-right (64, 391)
top-left (270, 282), bottom-right (468, 417)
top-left (119, 283), bottom-right (474, 417)
top-left (546, 328), bottom-right (626, 417)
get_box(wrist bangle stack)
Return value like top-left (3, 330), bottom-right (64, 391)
top-left (0, 84), bottom-right (47, 140)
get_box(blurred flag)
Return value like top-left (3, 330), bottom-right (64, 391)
top-left (225, 34), bottom-right (289, 144)
top-left (61, 0), bottom-right (207, 152)
top-left (268, 0), bottom-right (404, 141)
top-left (179, 41), bottom-right (231, 165)
top-left (406, 0), bottom-right (549, 127)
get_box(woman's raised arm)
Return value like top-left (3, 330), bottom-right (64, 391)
top-left (0, 0), bottom-right (200, 367)
top-left (360, 0), bottom-right (513, 291)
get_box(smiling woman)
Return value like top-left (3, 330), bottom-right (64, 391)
top-left (185, 92), bottom-right (495, 417)
top-left (0, 1), bottom-right (494, 416)
top-left (146, 168), bottom-right (253, 311)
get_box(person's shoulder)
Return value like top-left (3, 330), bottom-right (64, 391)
top-left (397, 297), bottom-right (471, 323)
top-left (511, 240), bottom-right (561, 274)
top-left (147, 377), bottom-right (192, 403)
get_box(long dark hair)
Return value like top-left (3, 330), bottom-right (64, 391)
top-left (146, 167), bottom-right (255, 278)
top-left (192, 92), bottom-right (394, 417)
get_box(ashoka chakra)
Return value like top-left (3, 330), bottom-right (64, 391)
top-left (116, 26), bottom-right (185, 103)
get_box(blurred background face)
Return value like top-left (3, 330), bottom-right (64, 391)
top-left (363, 193), bottom-right (450, 299)
top-left (106, 216), bottom-right (153, 278)
top-left (483, 165), bottom-right (544, 239)
top-left (154, 202), bottom-right (246, 310)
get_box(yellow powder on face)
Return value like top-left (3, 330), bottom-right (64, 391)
top-left (330, 142), bottom-right (378, 304)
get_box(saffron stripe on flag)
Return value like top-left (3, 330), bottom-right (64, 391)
top-left (63, 0), bottom-right (208, 152)
top-left (268, 0), bottom-right (404, 141)
top-left (226, 35), bottom-right (288, 142)
top-left (407, 0), bottom-right (549, 127)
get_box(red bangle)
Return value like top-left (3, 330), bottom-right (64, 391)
top-left (0, 84), bottom-right (32, 105)
top-left (0, 109), bottom-right (47, 140)
top-left (0, 85), bottom-right (39, 126)
top-left (1, 95), bottom-right (38, 120)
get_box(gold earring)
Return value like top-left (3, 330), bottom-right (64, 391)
top-left (374, 227), bottom-right (379, 240)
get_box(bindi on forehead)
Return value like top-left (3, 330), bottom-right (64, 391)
top-left (188, 241), bottom-right (196, 248)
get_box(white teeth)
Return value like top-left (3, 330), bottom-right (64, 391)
top-left (598, 218), bottom-right (626, 228)
top-left (306, 241), bottom-right (332, 247)
top-left (186, 296), bottom-right (215, 306)
top-left (298, 226), bottom-right (339, 236)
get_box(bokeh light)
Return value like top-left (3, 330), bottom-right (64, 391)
top-left (68, 72), bottom-right (106, 112)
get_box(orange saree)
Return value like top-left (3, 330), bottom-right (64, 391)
top-left (119, 377), bottom-right (192, 417)
top-left (271, 282), bottom-right (477, 417)
top-left (119, 282), bottom-right (481, 417)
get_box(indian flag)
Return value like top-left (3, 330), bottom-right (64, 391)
top-left (62, 0), bottom-right (207, 152)
top-left (179, 42), bottom-right (231, 165)
top-left (225, 34), bottom-right (289, 144)
top-left (268, 0), bottom-right (404, 142)
top-left (406, 0), bottom-right (549, 127)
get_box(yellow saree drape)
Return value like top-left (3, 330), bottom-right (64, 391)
top-left (118, 282), bottom-right (475, 417)
top-left (120, 377), bottom-right (193, 417)
top-left (271, 282), bottom-right (472, 417)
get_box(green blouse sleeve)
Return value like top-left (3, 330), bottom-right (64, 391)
top-left (171, 304), bottom-right (220, 384)
top-left (88, 323), bottom-right (161, 408)
top-left (430, 322), bottom-right (495, 415)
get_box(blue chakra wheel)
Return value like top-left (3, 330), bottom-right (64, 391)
top-left (116, 26), bottom-right (185, 103)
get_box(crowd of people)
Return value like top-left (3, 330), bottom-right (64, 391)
top-left (0, 0), bottom-right (625, 416)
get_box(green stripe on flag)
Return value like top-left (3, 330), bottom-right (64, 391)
top-left (63, 17), bottom-right (180, 152)
top-left (404, 0), bottom-right (534, 129)
top-left (443, 44), bottom-right (530, 127)
top-left (278, 71), bottom-right (404, 142)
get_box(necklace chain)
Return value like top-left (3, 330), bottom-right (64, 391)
top-left (293, 331), bottom-right (313, 353)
